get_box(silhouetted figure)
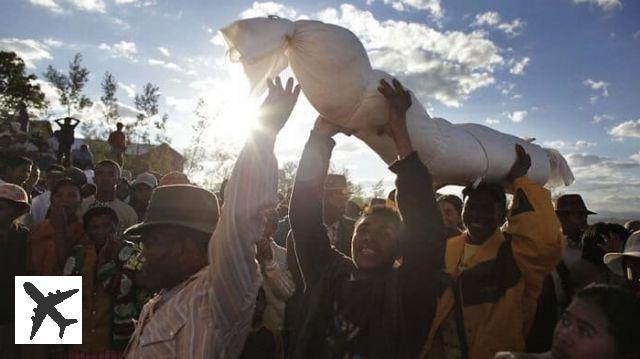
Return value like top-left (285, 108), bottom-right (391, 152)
top-left (54, 117), bottom-right (80, 167)
top-left (17, 102), bottom-right (29, 133)
top-left (108, 122), bottom-right (126, 166)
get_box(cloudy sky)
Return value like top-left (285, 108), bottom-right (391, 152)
top-left (1, 0), bottom-right (639, 217)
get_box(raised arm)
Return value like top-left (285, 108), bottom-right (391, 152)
top-left (289, 118), bottom-right (346, 289)
top-left (378, 79), bottom-right (446, 352)
top-left (209, 77), bottom-right (300, 341)
top-left (504, 144), bottom-right (564, 330)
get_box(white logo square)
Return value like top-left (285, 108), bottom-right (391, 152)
top-left (14, 276), bottom-right (82, 344)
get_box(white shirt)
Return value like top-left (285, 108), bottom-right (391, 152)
top-left (79, 196), bottom-right (139, 234)
top-left (29, 190), bottom-right (51, 228)
top-left (124, 132), bottom-right (278, 359)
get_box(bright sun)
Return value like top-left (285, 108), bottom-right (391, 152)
top-left (213, 65), bottom-right (261, 145)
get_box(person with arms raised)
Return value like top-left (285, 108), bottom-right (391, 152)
top-left (288, 78), bottom-right (445, 358)
top-left (123, 76), bottom-right (300, 359)
top-left (422, 144), bottom-right (564, 359)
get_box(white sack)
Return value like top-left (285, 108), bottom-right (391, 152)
top-left (220, 17), bottom-right (575, 187)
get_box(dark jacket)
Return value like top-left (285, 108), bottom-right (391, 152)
top-left (288, 131), bottom-right (445, 359)
top-left (0, 223), bottom-right (29, 324)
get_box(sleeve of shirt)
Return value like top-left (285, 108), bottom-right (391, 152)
top-left (208, 130), bottom-right (279, 353)
top-left (505, 176), bottom-right (565, 332)
top-left (289, 131), bottom-right (344, 290)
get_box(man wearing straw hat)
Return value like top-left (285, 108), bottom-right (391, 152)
top-left (123, 76), bottom-right (301, 359)
top-left (604, 231), bottom-right (640, 297)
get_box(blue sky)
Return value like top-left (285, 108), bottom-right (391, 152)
top-left (1, 0), bottom-right (639, 217)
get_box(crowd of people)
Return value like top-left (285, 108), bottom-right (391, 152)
top-left (1, 76), bottom-right (639, 359)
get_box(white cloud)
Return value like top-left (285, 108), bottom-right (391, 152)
top-left (0, 38), bottom-right (52, 68)
top-left (158, 46), bottom-right (171, 57)
top-left (485, 117), bottom-right (500, 125)
top-left (584, 78), bottom-right (610, 97)
top-left (508, 110), bottom-right (527, 123)
top-left (610, 119), bottom-right (640, 138)
top-left (147, 58), bottom-right (194, 74)
top-left (634, 30), bottom-right (640, 39)
top-left (210, 33), bottom-right (226, 47)
top-left (631, 153), bottom-right (640, 162)
top-left (369, 0), bottom-right (444, 21)
top-left (98, 41), bottom-right (137, 60)
top-left (572, 0), bottom-right (622, 11)
top-left (117, 82), bottom-right (136, 98)
top-left (509, 56), bottom-right (530, 75)
top-left (114, 0), bottom-right (156, 5)
top-left (316, 4), bottom-right (503, 107)
top-left (473, 11), bottom-right (500, 26)
top-left (69, 0), bottom-right (106, 13)
top-left (43, 38), bottom-right (64, 47)
top-left (593, 113), bottom-right (614, 123)
top-left (240, 1), bottom-right (298, 19)
top-left (472, 11), bottom-right (525, 37)
top-left (165, 96), bottom-right (196, 113)
top-left (543, 140), bottom-right (596, 150)
top-left (584, 78), bottom-right (610, 103)
top-left (29, 0), bottom-right (63, 12)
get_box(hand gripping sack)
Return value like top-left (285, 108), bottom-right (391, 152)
top-left (220, 17), bottom-right (574, 187)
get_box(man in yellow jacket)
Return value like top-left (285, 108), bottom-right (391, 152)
top-left (422, 144), bottom-right (564, 359)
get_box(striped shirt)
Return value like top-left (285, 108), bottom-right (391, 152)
top-left (124, 131), bottom-right (279, 359)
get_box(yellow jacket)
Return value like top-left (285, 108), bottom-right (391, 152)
top-left (422, 177), bottom-right (565, 359)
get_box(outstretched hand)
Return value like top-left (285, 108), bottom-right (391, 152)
top-left (377, 78), bottom-right (414, 159)
top-left (259, 77), bottom-right (301, 135)
top-left (507, 144), bottom-right (532, 182)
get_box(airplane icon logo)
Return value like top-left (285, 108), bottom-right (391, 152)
top-left (23, 281), bottom-right (79, 340)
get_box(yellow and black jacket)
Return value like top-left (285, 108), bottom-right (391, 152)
top-left (421, 176), bottom-right (565, 359)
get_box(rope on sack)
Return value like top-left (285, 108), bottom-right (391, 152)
top-left (460, 126), bottom-right (490, 189)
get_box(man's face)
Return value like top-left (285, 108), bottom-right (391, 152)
top-left (94, 164), bottom-right (118, 192)
top-left (622, 256), bottom-right (640, 297)
top-left (323, 188), bottom-right (348, 221)
top-left (462, 192), bottom-right (503, 242)
top-left (138, 227), bottom-right (180, 292)
top-left (45, 170), bottom-right (65, 191)
top-left (133, 183), bottom-right (153, 207)
top-left (51, 184), bottom-right (81, 213)
top-left (439, 201), bottom-right (461, 229)
top-left (8, 164), bottom-right (32, 185)
top-left (86, 214), bottom-right (117, 248)
top-left (352, 214), bottom-right (399, 272)
top-left (557, 211), bottom-right (588, 240)
top-left (551, 298), bottom-right (618, 359)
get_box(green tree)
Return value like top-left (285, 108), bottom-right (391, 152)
top-left (43, 53), bottom-right (92, 116)
top-left (130, 82), bottom-right (159, 149)
top-left (101, 71), bottom-right (119, 125)
top-left (80, 71), bottom-right (120, 140)
top-left (371, 178), bottom-right (386, 199)
top-left (0, 51), bottom-right (49, 119)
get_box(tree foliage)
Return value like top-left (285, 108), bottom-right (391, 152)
top-left (130, 82), bottom-right (160, 148)
top-left (43, 53), bottom-right (92, 116)
top-left (0, 51), bottom-right (49, 119)
top-left (100, 71), bottom-right (119, 125)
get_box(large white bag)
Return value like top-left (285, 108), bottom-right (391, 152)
top-left (220, 17), bottom-right (574, 187)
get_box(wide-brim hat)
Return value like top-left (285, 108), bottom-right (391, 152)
top-left (0, 183), bottom-right (30, 211)
top-left (325, 174), bottom-right (348, 192)
top-left (125, 184), bottom-right (219, 237)
top-left (603, 231), bottom-right (640, 276)
top-left (555, 194), bottom-right (596, 215)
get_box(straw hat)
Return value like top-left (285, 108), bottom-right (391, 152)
top-left (125, 184), bottom-right (219, 237)
top-left (603, 231), bottom-right (640, 276)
